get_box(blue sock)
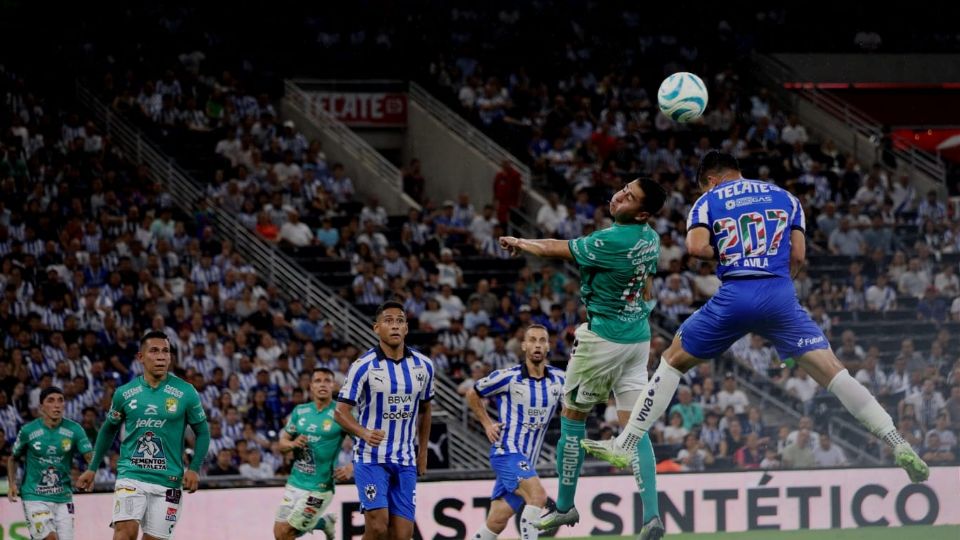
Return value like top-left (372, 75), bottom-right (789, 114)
top-left (633, 433), bottom-right (659, 523)
top-left (555, 416), bottom-right (586, 512)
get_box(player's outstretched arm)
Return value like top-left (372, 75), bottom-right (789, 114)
top-left (499, 236), bottom-right (573, 260)
top-left (78, 421), bottom-right (121, 491)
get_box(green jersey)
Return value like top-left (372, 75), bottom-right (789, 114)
top-left (283, 401), bottom-right (345, 492)
top-left (11, 418), bottom-right (92, 503)
top-left (568, 222), bottom-right (660, 343)
top-left (106, 375), bottom-right (207, 488)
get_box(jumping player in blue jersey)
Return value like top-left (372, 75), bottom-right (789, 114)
top-left (466, 325), bottom-right (564, 540)
top-left (335, 301), bottom-right (435, 540)
top-left (582, 151), bottom-right (929, 484)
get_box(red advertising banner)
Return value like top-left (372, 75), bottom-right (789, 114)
top-left (311, 92), bottom-right (407, 127)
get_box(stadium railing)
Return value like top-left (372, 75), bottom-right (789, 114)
top-left (408, 82), bottom-right (549, 221)
top-left (283, 80), bottom-right (421, 214)
top-left (752, 53), bottom-right (947, 192)
top-left (76, 82), bottom-right (378, 349)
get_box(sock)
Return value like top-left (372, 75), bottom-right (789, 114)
top-left (632, 433), bottom-right (659, 523)
top-left (313, 516), bottom-right (327, 531)
top-left (827, 369), bottom-right (897, 444)
top-left (520, 505), bottom-right (542, 540)
top-left (472, 525), bottom-right (498, 540)
top-left (617, 362), bottom-right (683, 452)
top-left (556, 416), bottom-right (586, 512)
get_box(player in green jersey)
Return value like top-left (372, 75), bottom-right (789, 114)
top-left (7, 386), bottom-right (93, 540)
top-left (274, 367), bottom-right (351, 540)
top-left (76, 331), bottom-right (210, 540)
top-left (499, 178), bottom-right (668, 539)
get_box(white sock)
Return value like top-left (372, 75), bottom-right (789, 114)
top-left (520, 505), bottom-right (542, 540)
top-left (616, 362), bottom-right (683, 452)
top-left (827, 369), bottom-right (897, 442)
top-left (472, 525), bottom-right (498, 540)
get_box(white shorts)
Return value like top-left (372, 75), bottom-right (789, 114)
top-left (111, 478), bottom-right (183, 539)
top-left (23, 500), bottom-right (74, 540)
top-left (563, 323), bottom-right (651, 412)
top-left (275, 486), bottom-right (334, 532)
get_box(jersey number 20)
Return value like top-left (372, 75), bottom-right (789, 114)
top-left (712, 209), bottom-right (788, 264)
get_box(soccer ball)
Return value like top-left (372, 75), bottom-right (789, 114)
top-left (657, 72), bottom-right (708, 122)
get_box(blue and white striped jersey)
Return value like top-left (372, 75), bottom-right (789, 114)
top-left (337, 346), bottom-right (435, 466)
top-left (687, 178), bottom-right (805, 280)
top-left (474, 364), bottom-right (564, 464)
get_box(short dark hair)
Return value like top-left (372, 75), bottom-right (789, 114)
top-left (697, 150), bottom-right (740, 187)
top-left (524, 324), bottom-right (549, 336)
top-left (375, 300), bottom-right (405, 320)
top-left (140, 330), bottom-right (169, 348)
top-left (313, 367), bottom-right (336, 379)
top-left (637, 177), bottom-right (667, 215)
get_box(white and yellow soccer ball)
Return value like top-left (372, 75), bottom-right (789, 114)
top-left (657, 72), bottom-right (709, 122)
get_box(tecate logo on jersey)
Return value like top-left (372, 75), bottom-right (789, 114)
top-left (135, 418), bottom-right (168, 429)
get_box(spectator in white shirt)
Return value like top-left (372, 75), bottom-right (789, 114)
top-left (536, 192), bottom-right (569, 236)
top-left (359, 197), bottom-right (389, 230)
top-left (469, 204), bottom-right (498, 247)
top-left (898, 258), bottom-right (931, 298)
top-left (239, 449), bottom-right (275, 480)
top-left (436, 248), bottom-right (463, 288)
top-left (658, 233), bottom-right (684, 271)
top-left (813, 433), bottom-right (847, 467)
top-left (691, 261), bottom-right (721, 300)
top-left (356, 221), bottom-right (388, 257)
top-left (716, 373), bottom-right (750, 414)
top-left (278, 211), bottom-right (314, 248)
top-left (855, 353), bottom-right (889, 397)
top-left (785, 368), bottom-right (819, 413)
top-left (865, 273), bottom-right (897, 312)
top-left (828, 219), bottom-right (865, 256)
top-left (436, 284), bottom-right (465, 320)
top-left (786, 416), bottom-right (820, 451)
top-left (933, 263), bottom-right (959, 296)
top-left (467, 323), bottom-right (496, 357)
top-left (780, 114), bottom-right (809, 145)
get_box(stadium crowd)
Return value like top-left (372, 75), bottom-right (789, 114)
top-left (2, 5), bottom-right (960, 493)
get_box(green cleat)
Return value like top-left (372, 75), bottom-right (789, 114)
top-left (894, 444), bottom-right (930, 483)
top-left (315, 513), bottom-right (337, 540)
top-left (580, 438), bottom-right (632, 469)
top-left (536, 504), bottom-right (580, 531)
top-left (638, 516), bottom-right (665, 540)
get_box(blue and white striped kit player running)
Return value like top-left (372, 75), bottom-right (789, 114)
top-left (337, 346), bottom-right (435, 466)
top-left (474, 364), bottom-right (564, 512)
top-left (681, 178), bottom-right (829, 360)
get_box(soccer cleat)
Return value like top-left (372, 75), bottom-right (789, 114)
top-left (317, 513), bottom-right (337, 540)
top-left (536, 504), bottom-right (580, 531)
top-left (580, 438), bottom-right (632, 469)
top-left (638, 516), bottom-right (665, 540)
top-left (894, 444), bottom-right (930, 483)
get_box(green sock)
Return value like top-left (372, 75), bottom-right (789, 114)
top-left (633, 433), bottom-right (659, 523)
top-left (556, 416), bottom-right (586, 512)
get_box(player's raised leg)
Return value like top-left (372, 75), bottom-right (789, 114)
top-left (797, 349), bottom-right (928, 482)
top-left (582, 335), bottom-right (700, 466)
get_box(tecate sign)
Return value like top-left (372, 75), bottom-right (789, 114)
top-left (311, 92), bottom-right (407, 127)
top-left (1, 467), bottom-right (956, 538)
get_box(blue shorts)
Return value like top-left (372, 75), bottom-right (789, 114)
top-left (353, 462), bottom-right (417, 522)
top-left (490, 452), bottom-right (537, 513)
top-left (678, 276), bottom-right (829, 360)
